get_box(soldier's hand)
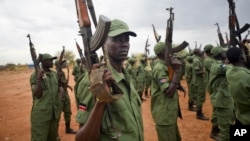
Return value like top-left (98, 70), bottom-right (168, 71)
top-left (37, 68), bottom-right (44, 79)
top-left (103, 69), bottom-right (114, 87)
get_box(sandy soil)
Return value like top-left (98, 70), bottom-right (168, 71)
top-left (0, 68), bottom-right (214, 141)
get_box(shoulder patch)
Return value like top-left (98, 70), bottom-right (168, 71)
top-left (158, 78), bottom-right (167, 84)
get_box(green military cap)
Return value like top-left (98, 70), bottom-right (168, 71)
top-left (108, 19), bottom-right (137, 37)
top-left (154, 42), bottom-right (165, 55)
top-left (211, 46), bottom-right (228, 57)
top-left (40, 53), bottom-right (57, 62)
top-left (204, 44), bottom-right (214, 52)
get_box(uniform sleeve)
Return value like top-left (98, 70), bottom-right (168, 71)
top-left (75, 75), bottom-right (95, 124)
top-left (30, 72), bottom-right (37, 94)
top-left (154, 65), bottom-right (170, 93)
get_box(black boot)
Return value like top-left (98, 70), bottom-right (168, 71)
top-left (196, 110), bottom-right (209, 120)
top-left (210, 126), bottom-right (221, 141)
top-left (188, 101), bottom-right (197, 111)
top-left (65, 121), bottom-right (77, 134)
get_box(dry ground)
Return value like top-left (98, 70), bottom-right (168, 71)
top-left (0, 68), bottom-right (214, 141)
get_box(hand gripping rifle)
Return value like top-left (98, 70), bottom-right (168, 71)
top-left (215, 22), bottom-right (226, 47)
top-left (27, 34), bottom-right (41, 76)
top-left (152, 24), bottom-right (161, 43)
top-left (165, 7), bottom-right (189, 95)
top-left (228, 0), bottom-right (250, 68)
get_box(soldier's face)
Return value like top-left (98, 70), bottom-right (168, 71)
top-left (106, 33), bottom-right (130, 61)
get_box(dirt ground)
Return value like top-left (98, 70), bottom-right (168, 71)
top-left (0, 68), bottom-right (214, 141)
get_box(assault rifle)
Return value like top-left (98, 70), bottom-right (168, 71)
top-left (225, 32), bottom-right (230, 47)
top-left (228, 0), bottom-right (250, 47)
top-left (75, 0), bottom-right (110, 72)
top-left (152, 24), bottom-right (161, 43)
top-left (244, 30), bottom-right (250, 42)
top-left (57, 46), bottom-right (65, 87)
top-left (215, 23), bottom-right (226, 47)
top-left (145, 36), bottom-right (150, 61)
top-left (227, 0), bottom-right (250, 67)
top-left (27, 34), bottom-right (41, 76)
top-left (74, 39), bottom-right (86, 73)
top-left (165, 7), bottom-right (188, 95)
top-left (74, 0), bottom-right (112, 141)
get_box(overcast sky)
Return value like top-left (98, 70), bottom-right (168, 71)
top-left (0, 0), bottom-right (249, 65)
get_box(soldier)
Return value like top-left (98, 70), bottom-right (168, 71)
top-left (208, 47), bottom-right (234, 141)
top-left (126, 57), bottom-right (138, 89)
top-left (30, 53), bottom-right (60, 141)
top-left (226, 47), bottom-right (250, 125)
top-left (137, 57), bottom-right (147, 101)
top-left (55, 60), bottom-right (77, 135)
top-left (144, 60), bottom-right (152, 98)
top-left (72, 58), bottom-right (87, 108)
top-left (151, 42), bottom-right (182, 141)
top-left (203, 44), bottom-right (219, 136)
top-left (203, 44), bottom-right (215, 90)
top-left (72, 58), bottom-right (85, 82)
top-left (75, 18), bottom-right (144, 141)
top-left (192, 48), bottom-right (209, 120)
top-left (185, 55), bottom-right (196, 111)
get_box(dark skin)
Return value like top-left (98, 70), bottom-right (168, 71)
top-left (33, 59), bottom-right (54, 99)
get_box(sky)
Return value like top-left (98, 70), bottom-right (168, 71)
top-left (0, 0), bottom-right (249, 65)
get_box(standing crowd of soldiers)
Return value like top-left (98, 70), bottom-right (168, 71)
top-left (28, 0), bottom-right (250, 141)
top-left (28, 23), bottom-right (250, 141)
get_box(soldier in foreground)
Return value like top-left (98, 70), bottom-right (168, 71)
top-left (75, 19), bottom-right (144, 141)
